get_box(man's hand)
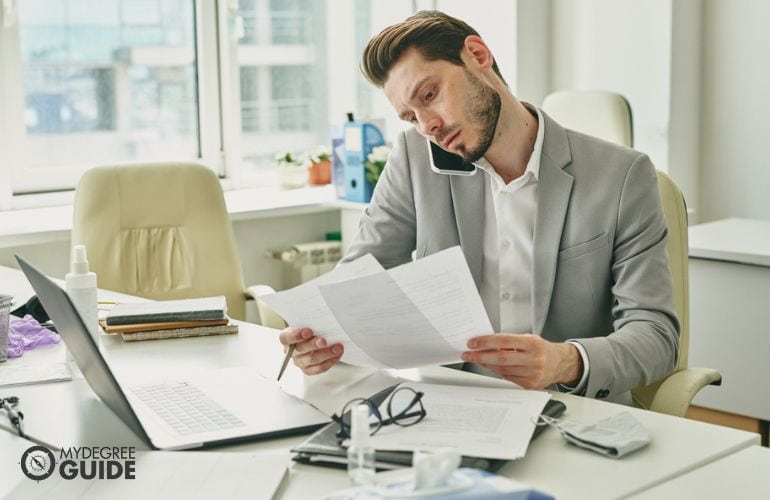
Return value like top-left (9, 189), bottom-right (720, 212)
top-left (278, 327), bottom-right (344, 376)
top-left (461, 334), bottom-right (583, 389)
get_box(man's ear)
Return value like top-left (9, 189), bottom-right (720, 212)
top-left (462, 35), bottom-right (494, 71)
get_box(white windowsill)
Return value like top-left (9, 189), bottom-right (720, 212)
top-left (0, 184), bottom-right (339, 249)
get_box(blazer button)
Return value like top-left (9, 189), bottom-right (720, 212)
top-left (595, 389), bottom-right (609, 399)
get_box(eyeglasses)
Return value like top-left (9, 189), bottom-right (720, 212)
top-left (332, 386), bottom-right (426, 442)
top-left (0, 396), bottom-right (25, 438)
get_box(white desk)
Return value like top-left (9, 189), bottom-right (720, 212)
top-left (688, 218), bottom-right (770, 421)
top-left (0, 265), bottom-right (762, 499)
top-left (0, 430), bottom-right (37, 499)
top-left (631, 445), bottom-right (770, 499)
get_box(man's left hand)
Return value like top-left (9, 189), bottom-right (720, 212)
top-left (461, 333), bottom-right (583, 389)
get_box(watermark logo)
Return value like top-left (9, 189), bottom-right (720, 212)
top-left (20, 445), bottom-right (56, 481)
top-left (19, 445), bottom-right (136, 482)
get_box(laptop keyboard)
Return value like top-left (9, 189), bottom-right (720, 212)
top-left (132, 381), bottom-right (246, 435)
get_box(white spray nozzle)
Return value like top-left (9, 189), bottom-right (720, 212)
top-left (70, 245), bottom-right (90, 275)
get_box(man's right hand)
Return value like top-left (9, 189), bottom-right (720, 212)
top-left (278, 327), bottom-right (344, 375)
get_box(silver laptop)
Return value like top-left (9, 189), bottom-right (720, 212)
top-left (16, 255), bottom-right (329, 450)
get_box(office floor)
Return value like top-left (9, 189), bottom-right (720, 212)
top-left (687, 405), bottom-right (769, 447)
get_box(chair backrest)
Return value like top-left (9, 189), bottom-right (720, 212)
top-left (655, 171), bottom-right (689, 373)
top-left (630, 171), bottom-right (690, 409)
top-left (542, 90), bottom-right (633, 148)
top-left (72, 163), bottom-right (248, 320)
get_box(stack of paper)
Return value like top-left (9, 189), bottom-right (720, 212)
top-left (102, 296), bottom-right (237, 342)
top-left (292, 381), bottom-right (558, 469)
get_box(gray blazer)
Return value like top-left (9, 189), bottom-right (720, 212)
top-left (342, 110), bottom-right (679, 404)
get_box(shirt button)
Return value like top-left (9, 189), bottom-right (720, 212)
top-left (500, 239), bottom-right (510, 250)
top-left (501, 292), bottom-right (511, 301)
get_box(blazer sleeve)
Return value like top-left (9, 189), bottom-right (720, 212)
top-left (574, 153), bottom-right (680, 401)
top-left (341, 130), bottom-right (418, 269)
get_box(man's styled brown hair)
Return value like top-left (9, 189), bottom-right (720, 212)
top-left (361, 10), bottom-right (506, 88)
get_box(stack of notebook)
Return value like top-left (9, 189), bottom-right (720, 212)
top-left (100, 296), bottom-right (237, 342)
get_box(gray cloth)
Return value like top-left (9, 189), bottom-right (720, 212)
top-left (538, 411), bottom-right (651, 458)
top-left (342, 109), bottom-right (679, 404)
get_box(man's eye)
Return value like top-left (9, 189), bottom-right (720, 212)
top-left (425, 89), bottom-right (435, 100)
top-left (409, 115), bottom-right (417, 123)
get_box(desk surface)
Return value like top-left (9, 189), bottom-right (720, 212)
top-left (0, 430), bottom-right (36, 498)
top-left (689, 217), bottom-right (770, 266)
top-left (631, 445), bottom-right (770, 499)
top-left (0, 265), bottom-right (762, 500)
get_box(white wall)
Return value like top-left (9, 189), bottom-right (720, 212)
top-left (668, 0), bottom-right (703, 222)
top-left (699, 0), bottom-right (770, 222)
top-left (515, 0), bottom-right (550, 105)
top-left (549, 0), bottom-right (672, 175)
top-left (433, 0), bottom-right (519, 89)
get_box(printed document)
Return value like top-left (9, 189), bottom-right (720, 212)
top-left (368, 382), bottom-right (550, 460)
top-left (261, 246), bottom-right (493, 369)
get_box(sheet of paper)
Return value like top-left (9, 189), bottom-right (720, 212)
top-left (0, 361), bottom-right (72, 387)
top-left (279, 362), bottom-right (404, 416)
top-left (262, 247), bottom-right (493, 369)
top-left (379, 246), bottom-right (493, 353)
top-left (319, 247), bottom-right (493, 368)
top-left (260, 254), bottom-right (386, 366)
top-left (367, 382), bottom-right (550, 461)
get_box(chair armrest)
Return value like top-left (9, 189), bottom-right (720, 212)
top-left (649, 367), bottom-right (723, 417)
top-left (245, 285), bottom-right (286, 330)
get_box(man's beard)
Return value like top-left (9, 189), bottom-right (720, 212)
top-left (456, 69), bottom-right (501, 163)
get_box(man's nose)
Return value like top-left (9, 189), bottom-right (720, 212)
top-left (417, 112), bottom-right (442, 137)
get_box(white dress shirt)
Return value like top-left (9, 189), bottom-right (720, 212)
top-left (474, 107), bottom-right (589, 393)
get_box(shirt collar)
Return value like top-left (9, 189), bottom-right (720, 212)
top-left (474, 105), bottom-right (545, 184)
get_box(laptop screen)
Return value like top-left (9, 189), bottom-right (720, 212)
top-left (15, 255), bottom-right (152, 446)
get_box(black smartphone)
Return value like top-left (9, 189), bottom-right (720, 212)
top-left (427, 139), bottom-right (477, 175)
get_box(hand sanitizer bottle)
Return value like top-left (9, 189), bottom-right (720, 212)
top-left (347, 404), bottom-right (376, 485)
top-left (65, 245), bottom-right (98, 342)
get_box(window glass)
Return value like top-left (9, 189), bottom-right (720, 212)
top-left (235, 0), bottom-right (405, 178)
top-left (237, 0), bottom-right (325, 173)
top-left (18, 0), bottom-right (199, 170)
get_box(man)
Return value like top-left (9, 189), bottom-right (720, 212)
top-left (279, 11), bottom-right (678, 404)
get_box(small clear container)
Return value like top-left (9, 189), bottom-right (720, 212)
top-left (0, 294), bottom-right (13, 362)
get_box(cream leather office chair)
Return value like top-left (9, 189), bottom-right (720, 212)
top-left (632, 171), bottom-right (721, 416)
top-left (72, 162), bottom-right (285, 328)
top-left (543, 90), bottom-right (634, 147)
top-left (543, 90), bottom-right (721, 416)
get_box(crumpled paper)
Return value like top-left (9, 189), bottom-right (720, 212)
top-left (7, 314), bottom-right (60, 358)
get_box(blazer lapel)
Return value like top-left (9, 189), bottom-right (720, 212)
top-left (532, 112), bottom-right (574, 335)
top-left (450, 174), bottom-right (485, 289)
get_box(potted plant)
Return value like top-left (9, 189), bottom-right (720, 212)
top-left (364, 145), bottom-right (391, 188)
top-left (307, 145), bottom-right (332, 185)
top-left (275, 151), bottom-right (307, 189)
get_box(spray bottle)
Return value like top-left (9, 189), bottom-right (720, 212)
top-left (65, 245), bottom-right (98, 342)
top-left (347, 403), bottom-right (376, 485)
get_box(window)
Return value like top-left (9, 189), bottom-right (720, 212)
top-left (0, 0), bottom-right (414, 204)
top-left (2, 0), bottom-right (201, 194)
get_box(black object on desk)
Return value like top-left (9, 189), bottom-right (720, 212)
top-left (291, 384), bottom-right (566, 473)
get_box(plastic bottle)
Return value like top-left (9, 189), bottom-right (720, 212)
top-left (347, 404), bottom-right (376, 486)
top-left (65, 245), bottom-right (98, 342)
